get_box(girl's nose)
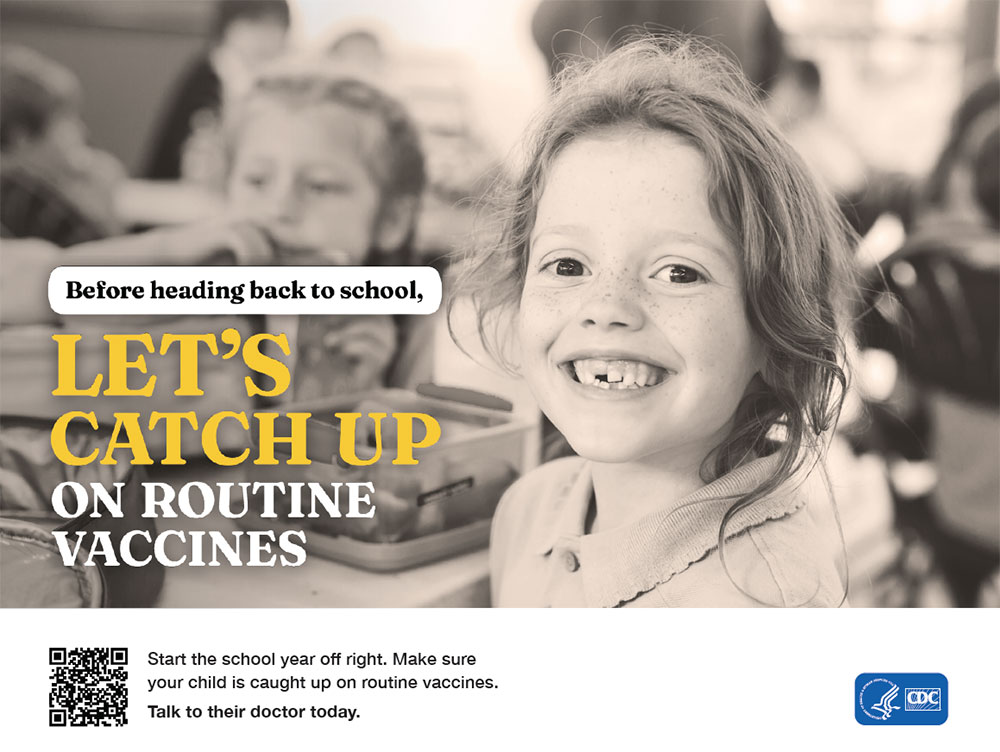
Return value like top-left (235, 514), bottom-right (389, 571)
top-left (578, 274), bottom-right (644, 330)
top-left (269, 180), bottom-right (301, 222)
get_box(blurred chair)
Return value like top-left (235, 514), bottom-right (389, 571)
top-left (860, 229), bottom-right (1000, 606)
top-left (865, 244), bottom-right (998, 403)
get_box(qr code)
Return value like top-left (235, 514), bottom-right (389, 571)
top-left (49, 647), bottom-right (128, 727)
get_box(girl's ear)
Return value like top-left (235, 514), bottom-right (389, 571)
top-left (374, 195), bottom-right (419, 253)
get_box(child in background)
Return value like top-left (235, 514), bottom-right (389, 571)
top-left (453, 37), bottom-right (855, 607)
top-left (144, 0), bottom-right (291, 184)
top-left (2, 66), bottom-right (428, 400)
top-left (224, 69), bottom-right (428, 399)
top-left (2, 67), bottom-right (428, 468)
top-left (0, 46), bottom-right (125, 246)
top-left (766, 58), bottom-right (867, 201)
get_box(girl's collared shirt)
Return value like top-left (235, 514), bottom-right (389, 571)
top-left (490, 454), bottom-right (847, 608)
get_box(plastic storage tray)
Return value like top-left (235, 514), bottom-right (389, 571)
top-left (240, 388), bottom-right (530, 571)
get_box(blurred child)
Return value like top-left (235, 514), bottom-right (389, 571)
top-left (145, 0), bottom-right (291, 184)
top-left (224, 69), bottom-right (428, 399)
top-left (0, 46), bottom-right (125, 246)
top-left (4, 66), bottom-right (428, 403)
top-left (767, 58), bottom-right (867, 200)
top-left (453, 37), bottom-right (855, 607)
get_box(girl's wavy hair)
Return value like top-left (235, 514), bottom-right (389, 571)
top-left (224, 68), bottom-right (426, 261)
top-left (450, 36), bottom-right (856, 604)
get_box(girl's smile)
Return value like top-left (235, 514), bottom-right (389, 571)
top-left (517, 127), bottom-right (763, 466)
top-left (557, 353), bottom-right (673, 395)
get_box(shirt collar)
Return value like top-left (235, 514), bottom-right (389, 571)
top-left (528, 459), bottom-right (592, 556)
top-left (531, 454), bottom-right (813, 607)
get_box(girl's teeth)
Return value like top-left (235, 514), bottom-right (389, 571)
top-left (569, 358), bottom-right (667, 389)
top-left (574, 361), bottom-right (595, 385)
top-left (636, 362), bottom-right (649, 387)
top-left (622, 361), bottom-right (637, 386)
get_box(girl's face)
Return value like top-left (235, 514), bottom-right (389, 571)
top-left (518, 128), bottom-right (762, 468)
top-left (227, 102), bottom-right (383, 265)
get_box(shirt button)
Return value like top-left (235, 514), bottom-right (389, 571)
top-left (561, 551), bottom-right (580, 572)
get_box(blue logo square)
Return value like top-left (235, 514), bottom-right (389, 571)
top-left (856, 673), bottom-right (948, 725)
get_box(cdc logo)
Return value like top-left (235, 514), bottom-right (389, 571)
top-left (905, 688), bottom-right (942, 711)
top-left (856, 673), bottom-right (948, 725)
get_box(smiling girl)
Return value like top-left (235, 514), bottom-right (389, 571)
top-left (453, 37), bottom-right (855, 607)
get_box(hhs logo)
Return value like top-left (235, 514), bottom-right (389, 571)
top-left (856, 673), bottom-right (948, 725)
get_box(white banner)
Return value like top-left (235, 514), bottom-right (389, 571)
top-left (48, 266), bottom-right (442, 316)
top-left (0, 608), bottom-right (996, 750)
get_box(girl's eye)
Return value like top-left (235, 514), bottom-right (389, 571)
top-left (655, 264), bottom-right (703, 284)
top-left (541, 257), bottom-right (589, 277)
top-left (306, 180), bottom-right (350, 195)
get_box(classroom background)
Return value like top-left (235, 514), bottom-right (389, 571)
top-left (1, 0), bottom-right (997, 609)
